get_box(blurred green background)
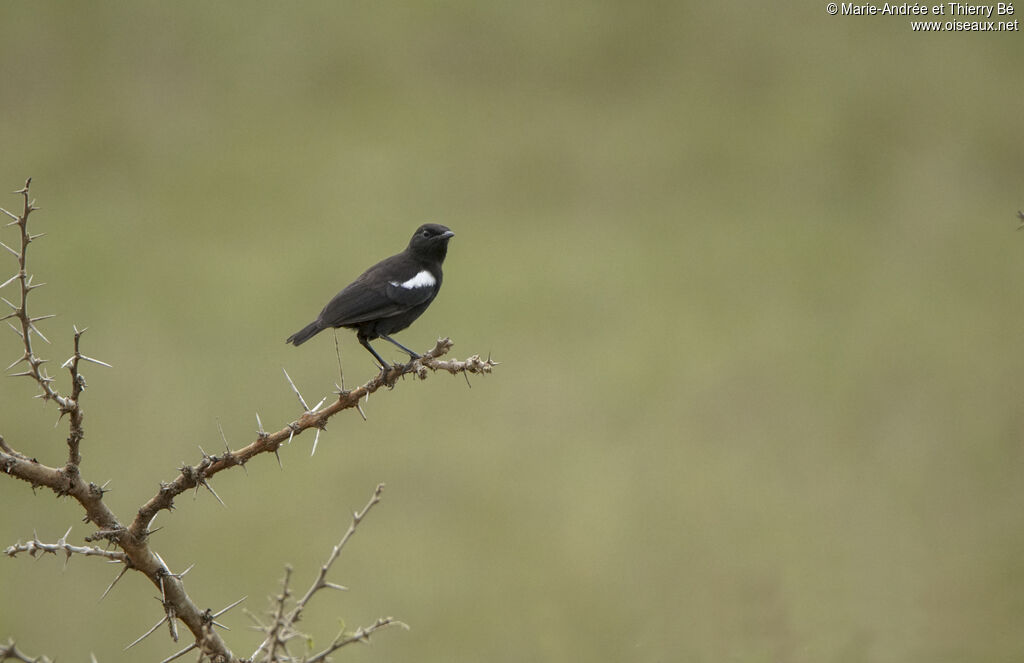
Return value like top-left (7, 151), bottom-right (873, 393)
top-left (2, 2), bottom-right (1023, 661)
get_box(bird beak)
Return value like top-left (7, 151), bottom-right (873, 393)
top-left (441, 230), bottom-right (455, 239)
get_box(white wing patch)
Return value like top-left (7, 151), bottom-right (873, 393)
top-left (392, 269), bottom-right (436, 290)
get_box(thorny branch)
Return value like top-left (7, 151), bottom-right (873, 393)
top-left (0, 179), bottom-right (98, 471)
top-left (249, 484), bottom-right (407, 663)
top-left (130, 336), bottom-right (496, 544)
top-left (290, 484), bottom-right (385, 624)
top-left (305, 617), bottom-right (406, 663)
top-left (3, 526), bottom-right (127, 565)
top-left (0, 180), bottom-right (497, 661)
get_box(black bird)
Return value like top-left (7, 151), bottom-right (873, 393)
top-left (286, 223), bottom-right (455, 371)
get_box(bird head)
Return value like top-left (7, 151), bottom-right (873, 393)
top-left (408, 223), bottom-right (455, 262)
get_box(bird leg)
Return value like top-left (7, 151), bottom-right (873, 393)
top-left (379, 334), bottom-right (421, 359)
top-left (358, 335), bottom-right (391, 372)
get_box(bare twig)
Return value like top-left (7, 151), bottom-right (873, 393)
top-left (250, 566), bottom-right (293, 662)
top-left (250, 484), bottom-right (394, 662)
top-left (0, 638), bottom-right (52, 663)
top-left (305, 617), bottom-right (409, 663)
top-left (289, 483), bottom-right (384, 622)
top-left (4, 527), bottom-right (127, 565)
top-left (1, 180), bottom-right (109, 471)
top-left (0, 180), bottom-right (104, 498)
top-left (333, 328), bottom-right (345, 390)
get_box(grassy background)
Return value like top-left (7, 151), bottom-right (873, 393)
top-left (2, 2), bottom-right (1024, 661)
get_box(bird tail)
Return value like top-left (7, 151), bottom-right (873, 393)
top-left (285, 320), bottom-right (324, 346)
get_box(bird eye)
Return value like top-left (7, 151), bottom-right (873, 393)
top-left (421, 229), bottom-right (430, 237)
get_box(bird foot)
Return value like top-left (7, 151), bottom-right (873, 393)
top-left (379, 362), bottom-right (402, 388)
top-left (380, 355), bottom-right (424, 387)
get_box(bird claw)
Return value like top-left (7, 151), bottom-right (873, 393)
top-left (378, 363), bottom-right (397, 387)
top-left (380, 356), bottom-right (421, 387)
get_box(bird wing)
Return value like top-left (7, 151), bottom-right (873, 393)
top-left (318, 257), bottom-right (436, 326)
top-left (383, 270), bottom-right (438, 308)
